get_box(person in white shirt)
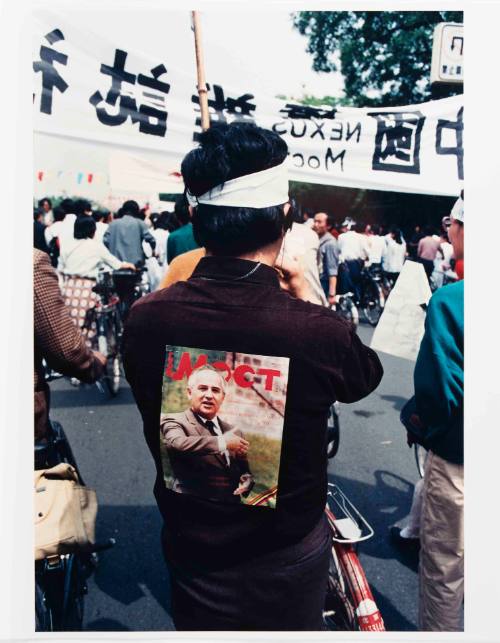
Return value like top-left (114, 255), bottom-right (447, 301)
top-left (151, 212), bottom-right (171, 266)
top-left (38, 197), bottom-right (53, 225)
top-left (281, 216), bottom-right (327, 306)
top-left (338, 224), bottom-right (369, 263)
top-left (44, 206), bottom-right (67, 267)
top-left (59, 216), bottom-right (134, 279)
top-left (52, 198), bottom-right (78, 259)
top-left (365, 224), bottom-right (386, 268)
top-left (337, 222), bottom-right (369, 301)
top-left (382, 227), bottom-right (407, 280)
top-left (433, 232), bottom-right (455, 287)
top-left (92, 210), bottom-right (110, 243)
top-left (59, 216), bottom-right (135, 349)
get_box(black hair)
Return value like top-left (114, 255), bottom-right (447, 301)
top-left (423, 225), bottom-right (434, 237)
top-left (326, 214), bottom-right (336, 230)
top-left (74, 199), bottom-right (92, 216)
top-left (74, 215), bottom-right (96, 239)
top-left (174, 194), bottom-right (190, 226)
top-left (33, 207), bottom-right (43, 221)
top-left (53, 206), bottom-right (66, 222)
top-left (354, 221), bottom-right (365, 234)
top-left (38, 197), bottom-right (52, 209)
top-left (150, 212), bottom-right (160, 229)
top-left (92, 210), bottom-right (105, 223)
top-left (161, 211), bottom-right (180, 232)
top-left (60, 198), bottom-right (75, 215)
top-left (371, 223), bottom-right (380, 235)
top-left (121, 200), bottom-right (140, 218)
top-left (181, 122), bottom-right (289, 256)
top-left (389, 226), bottom-right (403, 244)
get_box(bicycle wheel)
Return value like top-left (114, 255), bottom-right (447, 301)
top-left (337, 296), bottom-right (359, 328)
top-left (326, 404), bottom-right (340, 459)
top-left (97, 314), bottom-right (121, 396)
top-left (360, 281), bottom-right (384, 326)
top-left (323, 544), bottom-right (358, 630)
top-left (35, 574), bottom-right (53, 631)
top-left (324, 507), bottom-right (385, 632)
top-left (61, 555), bottom-right (86, 631)
top-left (414, 443), bottom-right (427, 478)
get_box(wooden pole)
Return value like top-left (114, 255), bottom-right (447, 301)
top-left (192, 11), bottom-right (210, 131)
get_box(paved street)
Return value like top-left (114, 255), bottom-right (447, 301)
top-left (50, 323), bottom-right (420, 632)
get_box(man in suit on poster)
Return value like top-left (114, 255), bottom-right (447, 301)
top-left (161, 365), bottom-right (254, 503)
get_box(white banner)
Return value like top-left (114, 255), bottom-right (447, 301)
top-left (33, 10), bottom-right (464, 197)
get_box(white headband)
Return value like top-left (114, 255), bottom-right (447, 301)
top-left (186, 162), bottom-right (289, 209)
top-left (450, 196), bottom-right (464, 223)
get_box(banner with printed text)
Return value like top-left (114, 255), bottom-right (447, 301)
top-left (33, 10), bottom-right (464, 196)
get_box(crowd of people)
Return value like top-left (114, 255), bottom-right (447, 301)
top-left (34, 187), bottom-right (461, 315)
top-left (33, 122), bottom-right (464, 633)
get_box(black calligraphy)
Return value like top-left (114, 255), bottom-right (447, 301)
top-left (435, 107), bottom-right (464, 180)
top-left (369, 111), bottom-right (425, 174)
top-left (89, 49), bottom-right (170, 136)
top-left (191, 83), bottom-right (256, 141)
top-left (33, 29), bottom-right (68, 115)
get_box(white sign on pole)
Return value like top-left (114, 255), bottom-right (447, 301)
top-left (431, 22), bottom-right (464, 84)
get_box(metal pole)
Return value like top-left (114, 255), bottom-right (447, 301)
top-left (192, 11), bottom-right (210, 131)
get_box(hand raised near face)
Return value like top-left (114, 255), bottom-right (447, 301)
top-left (224, 431), bottom-right (249, 456)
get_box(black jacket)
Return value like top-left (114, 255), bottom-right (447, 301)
top-left (123, 256), bottom-right (383, 567)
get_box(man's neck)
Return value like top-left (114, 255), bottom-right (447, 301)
top-left (205, 237), bottom-right (283, 268)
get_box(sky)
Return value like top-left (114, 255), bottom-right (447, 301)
top-left (197, 11), bottom-right (345, 100)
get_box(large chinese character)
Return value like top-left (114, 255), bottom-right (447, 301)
top-left (191, 83), bottom-right (256, 141)
top-left (89, 49), bottom-right (170, 137)
top-left (369, 111), bottom-right (425, 174)
top-left (33, 29), bottom-right (68, 115)
top-left (436, 107), bottom-right (464, 180)
top-left (279, 103), bottom-right (337, 120)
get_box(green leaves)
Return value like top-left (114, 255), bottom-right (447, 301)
top-left (293, 11), bottom-right (463, 106)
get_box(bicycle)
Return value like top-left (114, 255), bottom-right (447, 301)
top-left (35, 420), bottom-right (115, 631)
top-left (357, 266), bottom-right (385, 326)
top-left (251, 412), bottom-right (384, 631)
top-left (326, 402), bottom-right (340, 459)
top-left (86, 266), bottom-right (148, 396)
top-left (323, 484), bottom-right (385, 631)
top-left (332, 292), bottom-right (359, 327)
top-left (87, 270), bottom-right (124, 397)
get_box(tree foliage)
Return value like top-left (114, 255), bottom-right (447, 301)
top-left (293, 11), bottom-right (463, 106)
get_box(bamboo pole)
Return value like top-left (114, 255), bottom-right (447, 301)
top-left (192, 11), bottom-right (210, 131)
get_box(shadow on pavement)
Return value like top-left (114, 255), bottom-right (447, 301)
top-left (88, 505), bottom-right (174, 631)
top-left (50, 383), bottom-right (136, 408)
top-left (86, 618), bottom-right (131, 631)
top-left (370, 586), bottom-right (418, 632)
top-left (378, 393), bottom-right (408, 412)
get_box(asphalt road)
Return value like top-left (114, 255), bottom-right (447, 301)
top-left (50, 322), bottom-right (420, 632)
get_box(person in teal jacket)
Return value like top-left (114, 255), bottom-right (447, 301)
top-left (167, 195), bottom-right (200, 263)
top-left (416, 192), bottom-right (464, 632)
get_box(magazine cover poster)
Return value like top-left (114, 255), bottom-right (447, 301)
top-left (160, 346), bottom-right (290, 509)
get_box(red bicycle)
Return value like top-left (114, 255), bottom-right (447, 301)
top-left (250, 482), bottom-right (385, 631)
top-left (323, 483), bottom-right (385, 631)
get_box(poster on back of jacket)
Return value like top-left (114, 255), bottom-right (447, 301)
top-left (160, 346), bottom-right (290, 509)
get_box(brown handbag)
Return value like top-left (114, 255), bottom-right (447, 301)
top-left (34, 463), bottom-right (98, 561)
